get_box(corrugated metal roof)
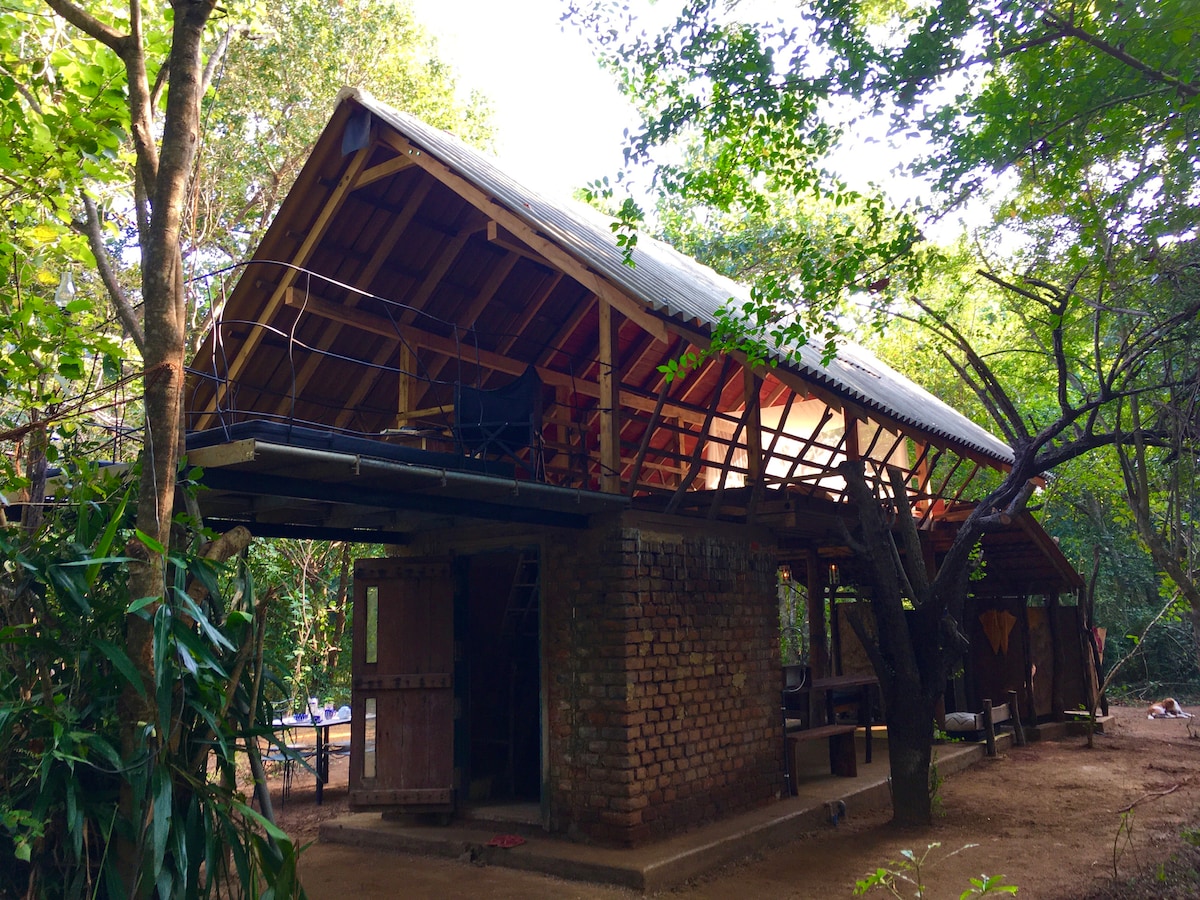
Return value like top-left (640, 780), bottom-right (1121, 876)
top-left (344, 88), bottom-right (1013, 465)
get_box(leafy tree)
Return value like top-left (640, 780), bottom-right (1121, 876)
top-left (185, 0), bottom-right (493, 343)
top-left (251, 539), bottom-right (361, 712)
top-left (574, 0), bottom-right (925, 364)
top-left (3, 1), bottom-right (493, 890)
top-left (1116, 381), bottom-right (1200, 676)
top-left (0, 466), bottom-right (301, 896)
top-left (577, 0), bottom-right (1200, 826)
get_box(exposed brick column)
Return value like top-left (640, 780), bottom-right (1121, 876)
top-left (543, 522), bottom-right (780, 845)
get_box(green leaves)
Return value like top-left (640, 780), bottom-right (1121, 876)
top-left (0, 494), bottom-right (306, 897)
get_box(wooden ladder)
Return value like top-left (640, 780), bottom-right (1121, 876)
top-left (501, 549), bottom-right (540, 640)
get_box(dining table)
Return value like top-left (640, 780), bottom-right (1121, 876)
top-left (274, 708), bottom-right (352, 804)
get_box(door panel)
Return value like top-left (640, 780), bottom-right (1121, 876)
top-left (350, 557), bottom-right (454, 811)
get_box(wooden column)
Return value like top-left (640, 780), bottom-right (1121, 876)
top-left (1047, 593), bottom-right (1066, 721)
top-left (397, 343), bottom-right (414, 424)
top-left (555, 385), bottom-right (576, 486)
top-left (676, 417), bottom-right (687, 488)
top-left (807, 550), bottom-right (829, 679)
top-left (1018, 598), bottom-right (1037, 723)
top-left (598, 299), bottom-right (622, 494)
top-left (744, 366), bottom-right (763, 495)
top-left (843, 410), bottom-right (860, 461)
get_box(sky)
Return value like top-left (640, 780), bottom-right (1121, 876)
top-left (401, 0), bottom-right (978, 237)
top-left (405, 0), bottom-right (664, 198)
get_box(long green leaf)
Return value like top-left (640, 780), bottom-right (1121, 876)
top-left (150, 764), bottom-right (172, 886)
top-left (90, 636), bottom-right (148, 699)
top-left (134, 528), bottom-right (166, 555)
top-left (175, 589), bottom-right (236, 652)
top-left (128, 595), bottom-right (159, 614)
top-left (173, 625), bottom-right (229, 678)
top-left (59, 555), bottom-right (134, 568)
top-left (48, 564), bottom-right (91, 614)
top-left (86, 486), bottom-right (130, 586)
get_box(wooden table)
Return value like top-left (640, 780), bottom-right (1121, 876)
top-left (810, 674), bottom-right (878, 763)
top-left (781, 671), bottom-right (879, 793)
top-left (276, 711), bottom-right (351, 804)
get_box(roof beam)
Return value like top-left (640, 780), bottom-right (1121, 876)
top-left (325, 209), bottom-right (476, 429)
top-left (355, 155), bottom-right (416, 190)
top-left (204, 154), bottom-right (430, 430)
top-left (407, 251), bottom-right (521, 412)
top-left (199, 467), bottom-right (594, 529)
top-left (277, 289), bottom-right (714, 426)
top-left (196, 142), bottom-right (376, 431)
top-left (379, 132), bottom-right (670, 344)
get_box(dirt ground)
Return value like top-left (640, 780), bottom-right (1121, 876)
top-left (273, 706), bottom-right (1200, 898)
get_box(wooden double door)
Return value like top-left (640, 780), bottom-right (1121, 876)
top-left (349, 558), bottom-right (455, 812)
top-left (349, 552), bottom-right (542, 815)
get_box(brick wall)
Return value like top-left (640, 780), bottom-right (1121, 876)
top-left (544, 519), bottom-right (781, 845)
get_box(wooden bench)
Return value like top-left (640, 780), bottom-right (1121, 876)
top-left (787, 723), bottom-right (859, 779)
top-left (943, 692), bottom-right (1026, 756)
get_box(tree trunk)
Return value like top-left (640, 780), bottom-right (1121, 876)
top-left (839, 460), bottom-right (983, 828)
top-left (325, 541), bottom-right (352, 671)
top-left (884, 688), bottom-right (937, 826)
top-left (109, 3), bottom-right (217, 893)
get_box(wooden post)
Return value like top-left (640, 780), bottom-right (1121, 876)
top-left (1007, 689), bottom-right (1026, 746)
top-left (598, 299), bottom-right (621, 493)
top-left (1047, 592), bottom-right (1066, 722)
top-left (807, 550), bottom-right (829, 680)
top-left (1018, 598), bottom-right (1037, 725)
top-left (982, 699), bottom-right (997, 757)
top-left (744, 365), bottom-right (763, 500)
top-left (843, 410), bottom-right (860, 461)
top-left (397, 342), bottom-right (414, 425)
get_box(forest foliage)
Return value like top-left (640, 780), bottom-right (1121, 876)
top-left (0, 0), bottom-right (1197, 887)
top-left (574, 0), bottom-right (1200, 825)
top-left (0, 1), bottom-right (489, 895)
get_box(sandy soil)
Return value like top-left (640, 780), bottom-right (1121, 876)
top-left (272, 706), bottom-right (1200, 898)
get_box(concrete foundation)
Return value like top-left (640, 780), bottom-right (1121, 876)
top-left (319, 730), bottom-right (1009, 892)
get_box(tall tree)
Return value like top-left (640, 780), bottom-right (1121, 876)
top-left (184, 0), bottom-right (493, 344)
top-left (578, 0), bottom-right (1200, 825)
top-left (34, 2), bottom-right (222, 890)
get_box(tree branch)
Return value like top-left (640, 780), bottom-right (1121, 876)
top-left (912, 290), bottom-right (1029, 439)
top-left (78, 192), bottom-right (146, 356)
top-left (1044, 13), bottom-right (1199, 101)
top-left (41, 0), bottom-right (128, 52)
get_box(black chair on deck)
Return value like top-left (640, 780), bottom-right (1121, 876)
top-left (453, 366), bottom-right (544, 478)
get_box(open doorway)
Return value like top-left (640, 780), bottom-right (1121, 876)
top-left (461, 547), bottom-right (541, 807)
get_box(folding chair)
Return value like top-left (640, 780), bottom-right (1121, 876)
top-left (453, 366), bottom-right (544, 478)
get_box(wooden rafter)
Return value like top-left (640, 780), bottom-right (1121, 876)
top-left (268, 178), bottom-right (439, 426)
top-left (378, 133), bottom-right (671, 344)
top-left (409, 251), bottom-right (521, 412)
top-left (707, 387), bottom-right (757, 519)
top-left (536, 292), bottom-right (596, 369)
top-left (323, 212), bottom-right (477, 429)
top-left (858, 420), bottom-right (890, 463)
top-left (627, 336), bottom-right (690, 494)
top-left (274, 290), bottom-right (721, 426)
top-left (666, 356), bottom-right (734, 514)
top-left (196, 142), bottom-right (375, 430)
top-left (771, 403), bottom-right (835, 487)
top-left (497, 269), bottom-right (565, 356)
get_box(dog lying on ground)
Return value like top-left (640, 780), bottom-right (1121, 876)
top-left (1147, 698), bottom-right (1193, 719)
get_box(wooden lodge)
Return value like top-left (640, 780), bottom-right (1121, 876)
top-left (185, 89), bottom-right (1094, 846)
